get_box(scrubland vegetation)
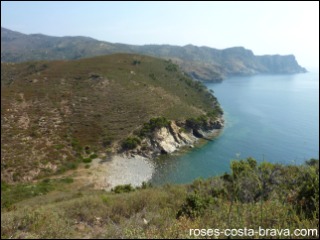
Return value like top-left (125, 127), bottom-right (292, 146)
top-left (1, 54), bottom-right (220, 183)
top-left (1, 158), bottom-right (318, 239)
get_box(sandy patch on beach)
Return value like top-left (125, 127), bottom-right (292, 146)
top-left (83, 155), bottom-right (155, 191)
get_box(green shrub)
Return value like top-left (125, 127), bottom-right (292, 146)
top-left (149, 73), bottom-right (156, 80)
top-left (206, 105), bottom-right (223, 118)
top-left (295, 161), bottom-right (319, 218)
top-left (140, 181), bottom-right (152, 189)
top-left (122, 137), bottom-right (141, 150)
top-left (84, 146), bottom-right (91, 154)
top-left (1, 181), bottom-right (55, 209)
top-left (112, 184), bottom-right (135, 194)
top-left (54, 144), bottom-right (64, 150)
top-left (186, 109), bottom-right (222, 130)
top-left (230, 157), bottom-right (257, 179)
top-left (56, 161), bottom-right (78, 174)
top-left (185, 117), bottom-right (203, 129)
top-left (165, 60), bottom-right (178, 72)
top-left (59, 177), bottom-right (74, 184)
top-left (65, 162), bottom-right (78, 170)
top-left (177, 193), bottom-right (211, 219)
top-left (132, 59), bottom-right (141, 65)
top-left (1, 180), bottom-right (9, 191)
top-left (89, 153), bottom-right (98, 159)
top-left (71, 138), bottom-right (82, 152)
top-left (306, 158), bottom-right (319, 167)
top-left (139, 117), bottom-right (171, 137)
top-left (102, 136), bottom-right (113, 147)
top-left (82, 158), bottom-right (92, 163)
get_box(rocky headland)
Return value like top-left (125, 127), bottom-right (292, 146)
top-left (122, 117), bottom-right (224, 160)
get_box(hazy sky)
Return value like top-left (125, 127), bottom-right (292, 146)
top-left (1, 1), bottom-right (319, 68)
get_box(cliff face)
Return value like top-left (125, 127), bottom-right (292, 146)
top-left (1, 27), bottom-right (307, 82)
top-left (128, 119), bottom-right (224, 159)
top-left (257, 54), bottom-right (307, 74)
top-left (179, 47), bottom-right (307, 79)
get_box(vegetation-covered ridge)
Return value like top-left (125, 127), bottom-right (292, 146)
top-left (1, 27), bottom-right (307, 82)
top-left (1, 54), bottom-right (222, 183)
top-left (1, 158), bottom-right (318, 239)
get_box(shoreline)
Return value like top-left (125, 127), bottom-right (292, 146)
top-left (85, 154), bottom-right (155, 191)
top-left (85, 126), bottom-right (223, 191)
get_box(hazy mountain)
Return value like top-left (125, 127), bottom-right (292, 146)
top-left (1, 27), bottom-right (306, 81)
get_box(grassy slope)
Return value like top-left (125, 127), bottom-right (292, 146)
top-left (1, 54), bottom-right (219, 182)
top-left (1, 159), bottom-right (318, 239)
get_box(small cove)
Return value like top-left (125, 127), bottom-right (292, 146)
top-left (151, 71), bottom-right (319, 185)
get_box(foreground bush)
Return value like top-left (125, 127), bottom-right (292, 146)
top-left (1, 158), bottom-right (318, 239)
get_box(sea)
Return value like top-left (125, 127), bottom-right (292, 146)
top-left (151, 70), bottom-right (319, 185)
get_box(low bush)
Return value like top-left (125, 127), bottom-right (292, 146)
top-left (139, 117), bottom-right (171, 137)
top-left (112, 184), bottom-right (135, 194)
top-left (121, 137), bottom-right (141, 150)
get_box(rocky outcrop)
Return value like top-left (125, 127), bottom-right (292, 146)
top-left (256, 54), bottom-right (307, 74)
top-left (130, 118), bottom-right (224, 159)
top-left (152, 121), bottom-right (196, 154)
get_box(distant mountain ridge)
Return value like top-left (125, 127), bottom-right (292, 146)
top-left (1, 27), bottom-right (306, 81)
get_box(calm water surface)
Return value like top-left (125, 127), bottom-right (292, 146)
top-left (151, 71), bottom-right (319, 185)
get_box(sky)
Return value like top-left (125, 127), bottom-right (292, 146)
top-left (1, 1), bottom-right (319, 68)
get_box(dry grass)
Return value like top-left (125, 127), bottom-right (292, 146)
top-left (1, 159), bottom-right (318, 239)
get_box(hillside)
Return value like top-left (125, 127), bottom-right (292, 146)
top-left (1, 27), bottom-right (306, 82)
top-left (1, 158), bottom-right (318, 239)
top-left (1, 54), bottom-right (222, 183)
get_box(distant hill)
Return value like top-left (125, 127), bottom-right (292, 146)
top-left (1, 27), bottom-right (306, 82)
top-left (1, 54), bottom-right (221, 182)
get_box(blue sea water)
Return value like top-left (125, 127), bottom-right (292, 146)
top-left (151, 71), bottom-right (319, 185)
